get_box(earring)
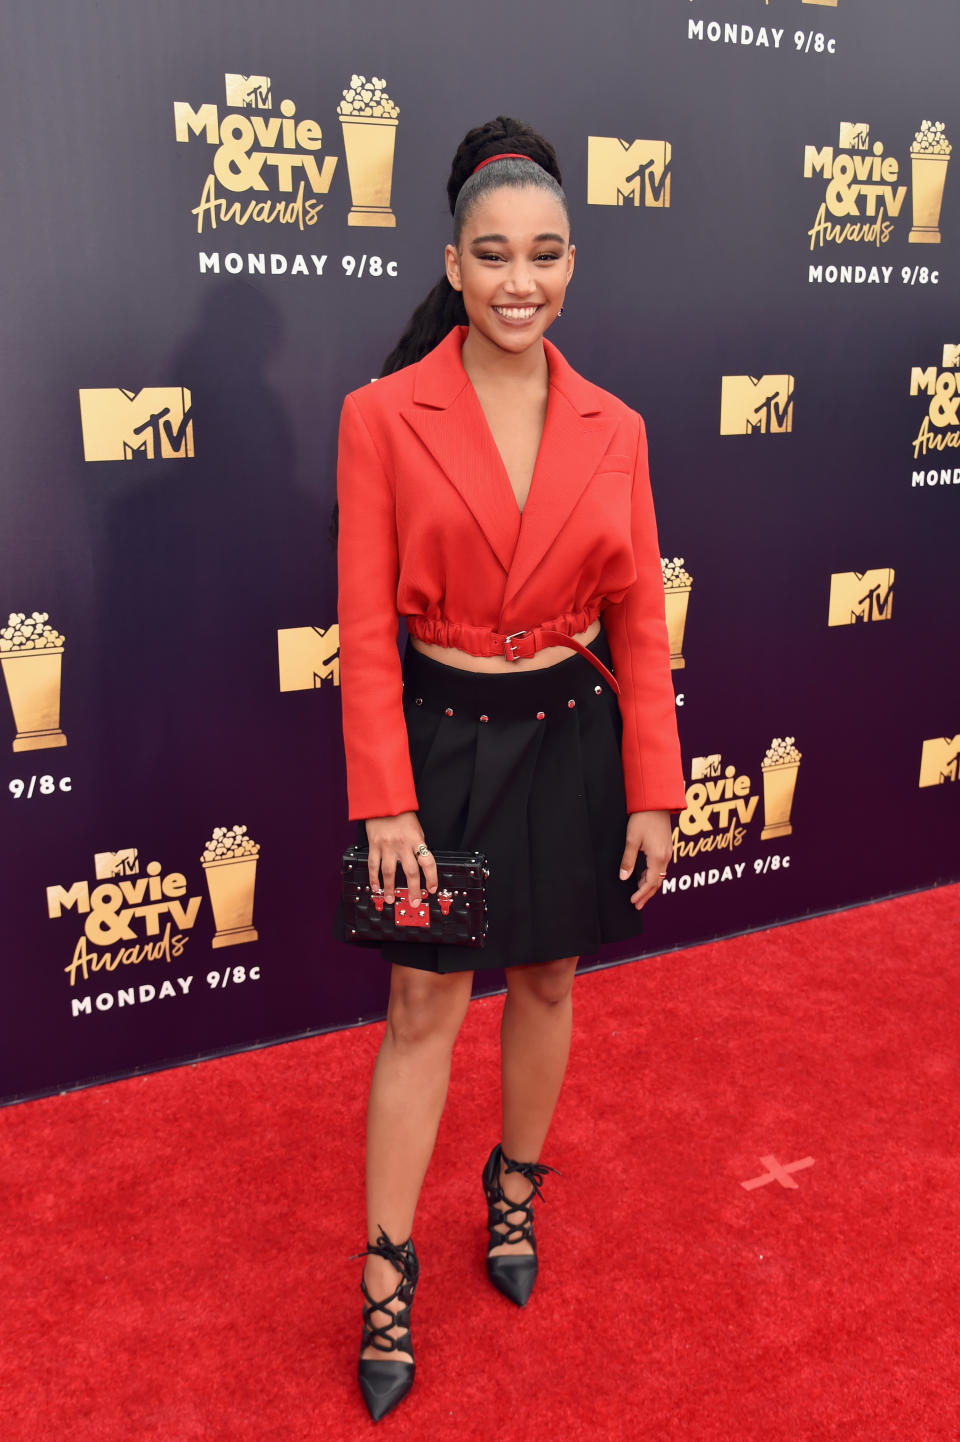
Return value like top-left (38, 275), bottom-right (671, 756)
top-left (557, 306), bottom-right (565, 318)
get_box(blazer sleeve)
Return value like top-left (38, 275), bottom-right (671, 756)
top-left (336, 393), bottom-right (419, 822)
top-left (601, 414), bottom-right (687, 814)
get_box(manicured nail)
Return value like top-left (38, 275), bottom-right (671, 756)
top-left (429, 885), bottom-right (438, 893)
top-left (619, 868), bottom-right (630, 880)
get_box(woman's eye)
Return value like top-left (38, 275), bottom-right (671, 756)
top-left (536, 252), bottom-right (561, 263)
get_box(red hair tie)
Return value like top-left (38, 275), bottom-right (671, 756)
top-left (471, 152), bottom-right (541, 175)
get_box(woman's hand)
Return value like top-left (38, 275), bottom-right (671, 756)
top-left (365, 812), bottom-right (439, 907)
top-left (619, 809), bottom-right (673, 910)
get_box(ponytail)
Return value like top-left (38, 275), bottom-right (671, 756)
top-left (379, 276), bottom-right (466, 377)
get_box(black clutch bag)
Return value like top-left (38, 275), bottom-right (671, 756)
top-left (340, 845), bottom-right (489, 948)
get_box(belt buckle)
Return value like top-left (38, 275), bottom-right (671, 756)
top-left (503, 629), bottom-right (532, 662)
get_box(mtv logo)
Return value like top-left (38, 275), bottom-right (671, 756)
top-left (942, 344), bottom-right (960, 368)
top-left (691, 755), bottom-right (722, 780)
top-left (828, 569), bottom-right (895, 626)
top-left (919, 736), bottom-right (960, 787)
top-left (586, 137), bottom-right (671, 208)
top-left (94, 849), bottom-right (139, 879)
top-left (720, 376), bottom-right (795, 435)
top-left (225, 74), bottom-right (271, 109)
top-left (277, 625), bottom-right (340, 691)
top-left (839, 122), bottom-right (870, 151)
top-left (78, 388), bottom-right (194, 462)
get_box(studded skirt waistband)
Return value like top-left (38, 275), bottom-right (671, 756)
top-left (401, 623), bottom-right (618, 726)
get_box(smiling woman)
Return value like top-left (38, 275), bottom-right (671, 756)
top-left (442, 181), bottom-right (573, 511)
top-left (333, 116), bottom-right (685, 1422)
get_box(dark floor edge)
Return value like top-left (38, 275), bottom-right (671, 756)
top-left (3, 877), bottom-right (956, 1109)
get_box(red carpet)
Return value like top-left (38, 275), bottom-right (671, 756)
top-left (2, 886), bottom-right (959, 1442)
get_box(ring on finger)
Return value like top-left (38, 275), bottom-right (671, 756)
top-left (414, 842), bottom-right (430, 858)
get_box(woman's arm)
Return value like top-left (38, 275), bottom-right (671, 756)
top-left (336, 393), bottom-right (419, 822)
top-left (601, 413), bottom-right (687, 815)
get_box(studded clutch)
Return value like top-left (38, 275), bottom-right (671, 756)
top-left (340, 845), bottom-right (489, 948)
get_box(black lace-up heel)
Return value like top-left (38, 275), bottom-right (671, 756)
top-left (352, 1225), bottom-right (420, 1423)
top-left (481, 1143), bottom-right (559, 1307)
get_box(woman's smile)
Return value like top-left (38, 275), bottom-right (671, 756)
top-left (491, 303), bottom-right (544, 324)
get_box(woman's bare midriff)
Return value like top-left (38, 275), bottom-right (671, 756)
top-left (409, 618), bottom-right (602, 673)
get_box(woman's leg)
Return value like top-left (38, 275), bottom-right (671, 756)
top-left (361, 960), bottom-right (475, 1362)
top-left (491, 955), bottom-right (579, 1256)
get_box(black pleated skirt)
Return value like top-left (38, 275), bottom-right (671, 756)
top-left (339, 624), bottom-right (645, 973)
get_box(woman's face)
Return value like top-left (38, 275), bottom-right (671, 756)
top-left (445, 185), bottom-right (574, 357)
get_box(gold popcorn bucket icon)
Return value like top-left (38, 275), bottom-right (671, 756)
top-left (760, 761), bottom-right (800, 840)
top-left (202, 854), bottom-right (259, 948)
top-left (339, 115), bottom-right (398, 227)
top-left (909, 151), bottom-right (949, 243)
top-left (1, 647), bottom-right (67, 751)
top-left (664, 585), bottom-right (691, 670)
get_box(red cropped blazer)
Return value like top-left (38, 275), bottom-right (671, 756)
top-left (336, 326), bottom-right (686, 822)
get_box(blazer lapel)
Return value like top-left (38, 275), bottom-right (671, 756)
top-left (399, 329), bottom-right (521, 574)
top-left (502, 343), bottom-right (617, 611)
top-left (399, 329), bottom-right (618, 600)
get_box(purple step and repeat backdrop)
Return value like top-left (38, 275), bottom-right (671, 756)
top-left (2, 0), bottom-right (958, 1104)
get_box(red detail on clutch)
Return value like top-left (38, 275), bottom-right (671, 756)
top-left (394, 888), bottom-right (430, 927)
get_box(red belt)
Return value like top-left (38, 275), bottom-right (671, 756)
top-left (407, 620), bottom-right (621, 696)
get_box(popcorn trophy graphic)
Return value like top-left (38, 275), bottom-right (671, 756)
top-left (760, 737), bottom-right (801, 840)
top-left (661, 557), bottom-right (692, 670)
top-left (201, 825), bottom-right (260, 947)
top-left (1, 611), bottom-right (67, 751)
top-left (337, 74), bottom-right (399, 227)
top-left (909, 120), bottom-right (951, 244)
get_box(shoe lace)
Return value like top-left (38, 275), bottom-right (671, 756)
top-left (486, 1150), bottom-right (561, 1247)
top-left (351, 1224), bottom-right (419, 1355)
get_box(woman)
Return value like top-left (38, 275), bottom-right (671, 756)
top-left (335, 118), bottom-right (686, 1422)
